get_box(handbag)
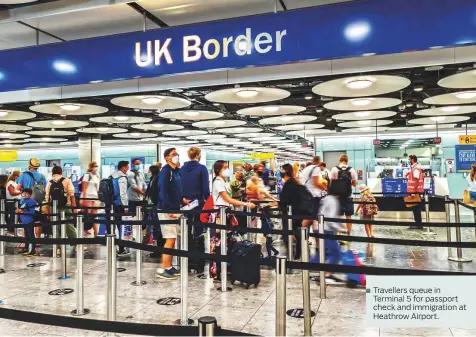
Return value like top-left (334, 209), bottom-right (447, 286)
top-left (403, 194), bottom-right (421, 208)
top-left (464, 190), bottom-right (471, 204)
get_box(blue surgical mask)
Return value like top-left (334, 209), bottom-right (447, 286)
top-left (134, 165), bottom-right (141, 171)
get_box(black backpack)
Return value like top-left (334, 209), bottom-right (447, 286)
top-left (98, 177), bottom-right (114, 205)
top-left (49, 178), bottom-right (67, 207)
top-left (147, 174), bottom-right (159, 206)
top-left (295, 184), bottom-right (314, 215)
top-left (330, 166), bottom-right (353, 197)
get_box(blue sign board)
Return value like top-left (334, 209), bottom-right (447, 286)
top-left (0, 0), bottom-right (476, 92)
top-left (382, 178), bottom-right (408, 197)
top-left (455, 145), bottom-right (476, 172)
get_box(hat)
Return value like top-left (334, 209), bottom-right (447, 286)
top-left (359, 184), bottom-right (369, 193)
top-left (29, 158), bottom-right (40, 168)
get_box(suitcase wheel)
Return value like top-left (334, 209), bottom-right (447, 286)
top-left (230, 280), bottom-right (235, 285)
top-left (245, 284), bottom-right (250, 289)
top-left (254, 283), bottom-right (259, 288)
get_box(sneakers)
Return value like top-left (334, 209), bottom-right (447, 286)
top-left (156, 268), bottom-right (179, 280)
top-left (170, 267), bottom-right (181, 275)
top-left (117, 248), bottom-right (131, 257)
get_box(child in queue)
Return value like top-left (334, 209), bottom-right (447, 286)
top-left (17, 188), bottom-right (38, 256)
top-left (355, 184), bottom-right (378, 238)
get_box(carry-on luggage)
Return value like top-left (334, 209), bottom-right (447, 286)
top-left (341, 249), bottom-right (366, 287)
top-left (229, 241), bottom-right (261, 289)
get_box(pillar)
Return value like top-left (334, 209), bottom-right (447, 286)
top-left (78, 136), bottom-right (101, 174)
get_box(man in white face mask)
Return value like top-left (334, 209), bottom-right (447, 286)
top-left (156, 147), bottom-right (190, 279)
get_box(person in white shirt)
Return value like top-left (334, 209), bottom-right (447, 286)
top-left (329, 154), bottom-right (357, 235)
top-left (80, 162), bottom-right (101, 237)
top-left (301, 156), bottom-right (327, 217)
top-left (467, 164), bottom-right (476, 203)
top-left (6, 170), bottom-right (21, 232)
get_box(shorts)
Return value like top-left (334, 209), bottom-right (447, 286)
top-left (158, 213), bottom-right (178, 239)
top-left (339, 198), bottom-right (354, 217)
top-left (470, 191), bottom-right (476, 202)
top-left (360, 215), bottom-right (374, 221)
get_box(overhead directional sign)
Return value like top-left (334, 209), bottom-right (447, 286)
top-left (459, 135), bottom-right (476, 145)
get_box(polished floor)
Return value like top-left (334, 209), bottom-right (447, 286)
top-left (1, 215), bottom-right (476, 336)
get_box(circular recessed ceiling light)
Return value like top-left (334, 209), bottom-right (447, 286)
top-left (346, 79), bottom-right (373, 90)
top-left (351, 98), bottom-right (373, 106)
top-left (184, 111), bottom-right (200, 117)
top-left (455, 91), bottom-right (476, 100)
top-left (0, 111), bottom-right (8, 117)
top-left (357, 120), bottom-right (372, 125)
top-left (96, 127), bottom-right (109, 132)
top-left (430, 116), bottom-right (446, 122)
top-left (236, 89), bottom-right (259, 98)
top-left (355, 111), bottom-right (372, 117)
top-left (141, 96), bottom-right (163, 105)
top-left (152, 123), bottom-right (164, 128)
top-left (60, 104), bottom-right (81, 112)
top-left (113, 116), bottom-right (130, 122)
top-left (438, 69), bottom-right (476, 89)
top-left (280, 116), bottom-right (294, 122)
top-left (344, 21), bottom-right (371, 42)
top-left (263, 106), bottom-right (280, 113)
top-left (440, 106), bottom-right (459, 112)
top-left (50, 120), bottom-right (67, 126)
top-left (213, 120), bottom-right (226, 125)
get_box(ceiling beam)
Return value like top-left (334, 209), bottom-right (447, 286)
top-left (17, 21), bottom-right (66, 42)
top-left (127, 2), bottom-right (169, 28)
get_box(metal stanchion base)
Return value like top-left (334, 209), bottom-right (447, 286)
top-left (70, 308), bottom-right (90, 316)
top-left (0, 269), bottom-right (5, 274)
top-left (448, 257), bottom-right (473, 263)
top-left (197, 273), bottom-right (210, 280)
top-left (286, 268), bottom-right (299, 274)
top-left (422, 230), bottom-right (437, 236)
top-left (216, 286), bottom-right (233, 291)
top-left (131, 280), bottom-right (147, 286)
top-left (174, 319), bottom-right (194, 326)
top-left (58, 276), bottom-right (71, 280)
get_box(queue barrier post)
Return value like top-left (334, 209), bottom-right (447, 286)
top-left (71, 215), bottom-right (90, 316)
top-left (318, 214), bottom-right (326, 299)
top-left (52, 200), bottom-right (58, 258)
top-left (300, 227), bottom-right (311, 336)
top-left (175, 215), bottom-right (194, 326)
top-left (198, 316), bottom-right (217, 337)
top-left (109, 204), bottom-right (115, 236)
top-left (131, 206), bottom-right (146, 286)
top-left (275, 255), bottom-right (286, 337)
top-left (287, 205), bottom-right (293, 262)
top-left (58, 210), bottom-right (70, 280)
top-left (448, 200), bottom-right (472, 263)
top-left (0, 199), bottom-right (5, 256)
top-left (14, 199), bottom-right (19, 237)
top-left (422, 194), bottom-right (436, 236)
top-left (445, 196), bottom-right (452, 259)
top-left (106, 233), bottom-right (117, 321)
top-left (203, 227), bottom-right (211, 279)
top-left (246, 204), bottom-right (252, 242)
top-left (217, 207), bottom-right (231, 292)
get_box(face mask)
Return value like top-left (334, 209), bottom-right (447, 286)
top-left (280, 171), bottom-right (287, 177)
top-left (171, 155), bottom-right (180, 165)
top-left (92, 167), bottom-right (99, 173)
top-left (222, 169), bottom-right (231, 177)
top-left (133, 165), bottom-right (141, 171)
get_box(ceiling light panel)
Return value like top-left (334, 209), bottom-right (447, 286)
top-left (89, 116), bottom-right (152, 124)
top-left (415, 105), bottom-right (476, 116)
top-left (192, 119), bottom-right (247, 129)
top-left (30, 103), bottom-right (107, 116)
top-left (205, 87), bottom-right (290, 104)
top-left (237, 105), bottom-right (305, 116)
top-left (159, 110), bottom-right (223, 120)
top-left (259, 115), bottom-right (317, 125)
top-left (111, 95), bottom-right (191, 110)
top-left (324, 97), bottom-right (401, 111)
top-left (332, 110), bottom-right (397, 121)
top-left (27, 120), bottom-right (89, 129)
top-left (131, 123), bottom-right (184, 132)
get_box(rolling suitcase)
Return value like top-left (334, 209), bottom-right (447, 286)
top-left (229, 241), bottom-right (261, 289)
top-left (342, 249), bottom-right (366, 287)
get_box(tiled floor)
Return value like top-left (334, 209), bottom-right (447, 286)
top-left (1, 214), bottom-right (476, 336)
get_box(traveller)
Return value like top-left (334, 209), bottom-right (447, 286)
top-left (180, 147), bottom-right (210, 206)
top-left (80, 162), bottom-right (100, 237)
top-left (179, 147), bottom-right (210, 273)
top-left (156, 162), bottom-right (163, 172)
top-left (146, 165), bottom-right (159, 207)
top-left (269, 163), bottom-right (313, 260)
top-left (246, 176), bottom-right (276, 201)
top-left (355, 184), bottom-right (378, 238)
top-left (127, 158), bottom-right (147, 216)
top-left (329, 154), bottom-right (357, 235)
top-left (110, 160), bottom-right (130, 257)
top-left (156, 148), bottom-right (189, 279)
top-left (319, 162), bottom-right (331, 183)
top-left (466, 163), bottom-right (476, 204)
top-left (6, 170), bottom-right (21, 233)
top-left (302, 156), bottom-right (327, 218)
top-left (243, 163), bottom-right (254, 182)
top-left (17, 158), bottom-right (47, 240)
top-left (230, 171), bottom-right (246, 200)
top-left (44, 166), bottom-right (78, 256)
top-left (17, 188), bottom-right (38, 256)
top-left (259, 160), bottom-right (271, 186)
top-left (405, 154), bottom-right (424, 230)
top-left (315, 185), bottom-right (345, 283)
top-left (292, 162), bottom-right (301, 179)
top-left (300, 163), bottom-right (306, 171)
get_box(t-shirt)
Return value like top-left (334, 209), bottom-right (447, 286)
top-left (329, 164), bottom-right (357, 181)
top-left (212, 177), bottom-right (231, 207)
top-left (302, 165), bottom-right (323, 197)
top-left (318, 195), bottom-right (345, 232)
top-left (82, 172), bottom-right (100, 198)
top-left (6, 181), bottom-right (19, 200)
top-left (19, 197), bottom-right (38, 224)
top-left (17, 170), bottom-right (47, 190)
top-left (467, 174), bottom-right (476, 192)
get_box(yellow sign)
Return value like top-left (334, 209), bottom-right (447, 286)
top-left (459, 135), bottom-right (476, 144)
top-left (0, 151), bottom-right (17, 162)
top-left (250, 152), bottom-right (275, 160)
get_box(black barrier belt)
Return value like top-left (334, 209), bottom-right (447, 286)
top-left (309, 233), bottom-right (476, 248)
top-left (457, 200), bottom-right (476, 211)
top-left (0, 235), bottom-right (105, 245)
top-left (323, 216), bottom-right (476, 228)
top-left (84, 219), bottom-right (180, 225)
top-left (287, 261), bottom-right (476, 276)
top-left (0, 219), bottom-right (72, 229)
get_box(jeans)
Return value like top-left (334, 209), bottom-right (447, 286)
top-left (315, 231), bottom-right (341, 265)
top-left (105, 205), bottom-right (126, 252)
top-left (411, 205), bottom-right (423, 228)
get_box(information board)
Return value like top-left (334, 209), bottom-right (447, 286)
top-left (381, 178), bottom-right (408, 197)
top-left (455, 145), bottom-right (476, 172)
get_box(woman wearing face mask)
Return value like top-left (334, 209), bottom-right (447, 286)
top-left (213, 161), bottom-right (256, 209)
top-left (80, 162), bottom-right (100, 237)
top-left (269, 163), bottom-right (313, 260)
top-left (6, 170), bottom-right (21, 234)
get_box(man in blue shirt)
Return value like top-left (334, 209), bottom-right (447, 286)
top-left (156, 148), bottom-right (189, 279)
top-left (16, 158), bottom-right (47, 191)
top-left (16, 158), bottom-right (46, 241)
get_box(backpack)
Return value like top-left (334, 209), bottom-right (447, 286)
top-left (146, 175), bottom-right (159, 206)
top-left (98, 177), bottom-right (114, 205)
top-left (330, 166), bottom-right (353, 197)
top-left (49, 178), bottom-right (67, 207)
top-left (25, 171), bottom-right (46, 203)
top-left (362, 194), bottom-right (378, 216)
top-left (295, 184), bottom-right (314, 215)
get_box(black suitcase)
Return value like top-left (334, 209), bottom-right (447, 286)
top-left (230, 241), bottom-right (261, 289)
top-left (188, 233), bottom-right (205, 274)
